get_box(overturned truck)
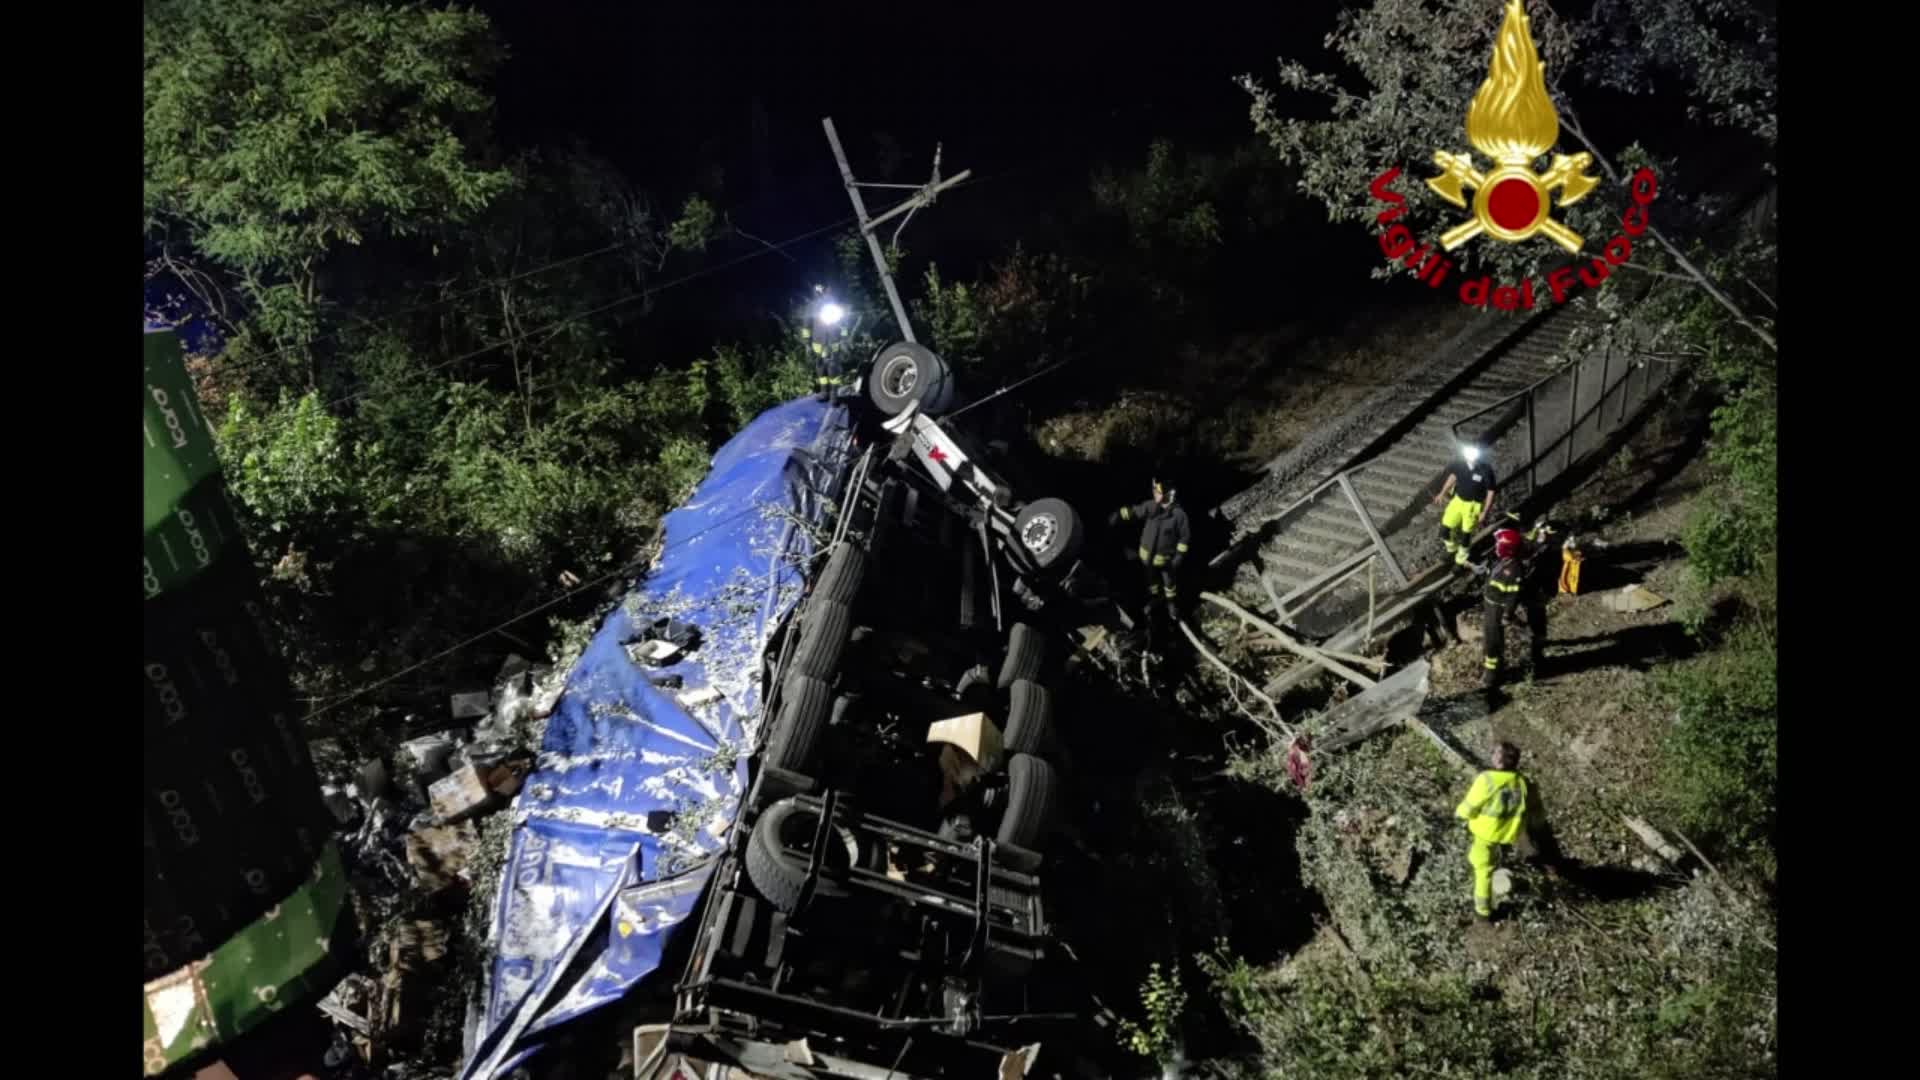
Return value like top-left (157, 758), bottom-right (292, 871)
top-left (463, 344), bottom-right (1096, 1080)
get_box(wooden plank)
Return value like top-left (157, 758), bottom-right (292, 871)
top-left (1313, 660), bottom-right (1431, 753)
top-left (1200, 591), bottom-right (1378, 690)
top-left (1261, 566), bottom-right (1456, 698)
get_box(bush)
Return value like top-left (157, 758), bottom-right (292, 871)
top-left (1681, 385), bottom-right (1776, 584)
top-left (219, 390), bottom-right (360, 536)
top-left (1654, 611), bottom-right (1777, 872)
top-left (707, 343), bottom-right (815, 429)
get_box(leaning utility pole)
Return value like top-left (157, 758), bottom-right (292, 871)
top-left (821, 117), bottom-right (972, 343)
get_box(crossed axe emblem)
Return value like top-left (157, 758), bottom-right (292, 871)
top-left (1427, 150), bottom-right (1600, 254)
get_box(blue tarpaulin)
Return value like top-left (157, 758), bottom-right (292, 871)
top-left (461, 397), bottom-right (854, 1079)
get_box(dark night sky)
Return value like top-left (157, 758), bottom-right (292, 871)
top-left (469, 0), bottom-right (1373, 349)
top-left (474, 1), bottom-right (1360, 227)
top-left (460, 1), bottom-right (1754, 358)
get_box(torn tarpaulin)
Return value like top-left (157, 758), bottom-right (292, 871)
top-left (460, 397), bottom-right (854, 1080)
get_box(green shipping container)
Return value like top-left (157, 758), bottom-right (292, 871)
top-left (142, 330), bottom-right (354, 1077)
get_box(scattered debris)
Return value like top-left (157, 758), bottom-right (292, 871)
top-left (449, 690), bottom-right (491, 720)
top-left (1285, 735), bottom-right (1313, 792)
top-left (356, 758), bottom-right (391, 800)
top-left (1455, 610), bottom-right (1483, 645)
top-left (1312, 660), bottom-right (1431, 755)
top-left (317, 974), bottom-right (379, 1037)
top-left (401, 733), bottom-right (459, 778)
top-left (1601, 583), bottom-right (1668, 613)
top-left (405, 821), bottom-right (479, 893)
top-left (676, 685), bottom-right (723, 709)
top-left (429, 764), bottom-right (503, 824)
top-left (1623, 814), bottom-right (1686, 866)
top-left (626, 639), bottom-right (684, 666)
top-left (321, 785), bottom-right (359, 825)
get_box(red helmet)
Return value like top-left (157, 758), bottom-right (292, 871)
top-left (1493, 528), bottom-right (1523, 560)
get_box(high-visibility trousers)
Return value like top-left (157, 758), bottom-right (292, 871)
top-left (1440, 496), bottom-right (1484, 564)
top-left (1468, 837), bottom-right (1507, 916)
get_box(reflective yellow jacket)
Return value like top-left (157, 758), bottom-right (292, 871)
top-left (1455, 769), bottom-right (1529, 845)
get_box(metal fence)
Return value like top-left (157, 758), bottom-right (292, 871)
top-left (1448, 315), bottom-right (1675, 508)
top-left (1237, 301), bottom-right (1678, 637)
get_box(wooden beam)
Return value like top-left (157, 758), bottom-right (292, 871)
top-left (1199, 591), bottom-right (1378, 690)
top-left (1312, 660), bottom-right (1430, 753)
top-left (1176, 619), bottom-right (1295, 741)
top-left (1263, 565), bottom-right (1457, 698)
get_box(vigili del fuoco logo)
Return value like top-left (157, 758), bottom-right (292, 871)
top-left (1367, 0), bottom-right (1659, 311)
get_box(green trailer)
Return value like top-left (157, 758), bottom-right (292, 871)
top-left (142, 330), bottom-right (354, 1077)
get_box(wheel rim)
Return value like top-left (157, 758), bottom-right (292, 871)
top-left (1020, 513), bottom-right (1059, 555)
top-left (879, 354), bottom-right (919, 399)
top-left (779, 810), bottom-right (860, 871)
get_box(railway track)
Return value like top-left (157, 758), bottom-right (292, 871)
top-left (1211, 297), bottom-right (1624, 639)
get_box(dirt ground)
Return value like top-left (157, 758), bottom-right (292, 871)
top-left (1183, 386), bottom-right (1775, 1074)
top-left (1426, 393), bottom-right (1719, 872)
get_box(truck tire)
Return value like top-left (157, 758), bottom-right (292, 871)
top-left (814, 542), bottom-right (867, 604)
top-left (867, 342), bottom-right (956, 417)
top-left (1014, 498), bottom-right (1084, 573)
top-left (764, 674), bottom-right (831, 777)
top-left (997, 622), bottom-right (1045, 689)
top-left (745, 797), bottom-right (859, 912)
top-left (790, 600), bottom-right (852, 680)
top-left (1003, 679), bottom-right (1055, 756)
top-left (995, 753), bottom-right (1060, 853)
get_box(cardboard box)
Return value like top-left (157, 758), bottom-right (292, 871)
top-left (428, 764), bottom-right (498, 823)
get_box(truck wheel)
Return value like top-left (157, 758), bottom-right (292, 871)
top-left (745, 797), bottom-right (859, 912)
top-left (995, 753), bottom-right (1060, 853)
top-left (1014, 498), bottom-right (1084, 573)
top-left (814, 542), bottom-right (868, 604)
top-left (1002, 679), bottom-right (1055, 756)
top-left (997, 622), bottom-right (1045, 690)
top-left (790, 600), bottom-right (852, 680)
top-left (764, 674), bottom-right (831, 778)
top-left (867, 342), bottom-right (955, 417)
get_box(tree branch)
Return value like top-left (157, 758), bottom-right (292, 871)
top-left (1557, 108), bottom-right (1776, 351)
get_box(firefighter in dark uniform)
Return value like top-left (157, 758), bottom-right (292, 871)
top-left (1481, 518), bottom-right (1551, 689)
top-left (1109, 478), bottom-right (1191, 647)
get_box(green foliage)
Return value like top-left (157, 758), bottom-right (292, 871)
top-left (1239, 0), bottom-right (1774, 285)
top-left (1655, 601), bottom-right (1776, 869)
top-left (707, 343), bottom-right (816, 429)
top-left (1091, 139), bottom-right (1225, 255)
top-left (918, 246), bottom-right (1091, 382)
top-left (219, 391), bottom-right (359, 534)
top-left (144, 0), bottom-right (515, 336)
top-left (667, 195), bottom-right (721, 254)
top-left (1115, 962), bottom-right (1188, 1064)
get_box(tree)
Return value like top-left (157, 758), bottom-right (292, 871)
top-left (144, 0), bottom-right (517, 390)
top-left (1238, 0), bottom-right (1774, 349)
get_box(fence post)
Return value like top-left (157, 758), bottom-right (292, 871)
top-left (1337, 473), bottom-right (1410, 588)
top-left (1564, 358), bottom-right (1579, 475)
top-left (1526, 393), bottom-right (1538, 495)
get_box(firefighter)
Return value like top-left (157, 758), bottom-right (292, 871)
top-left (804, 288), bottom-right (852, 401)
top-left (1480, 518), bottom-right (1551, 689)
top-left (1455, 740), bottom-right (1530, 920)
top-left (1109, 478), bottom-right (1191, 645)
top-left (1432, 445), bottom-right (1496, 566)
